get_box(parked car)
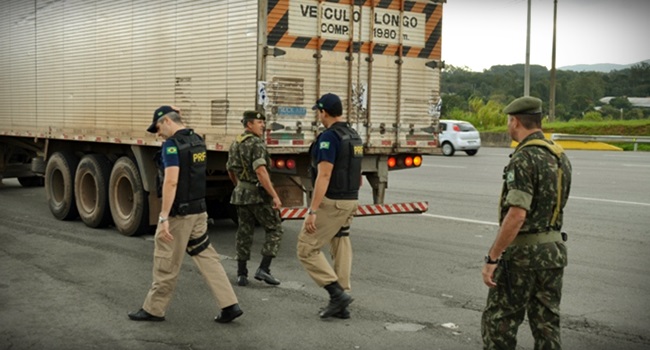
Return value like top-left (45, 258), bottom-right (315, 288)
top-left (438, 119), bottom-right (481, 156)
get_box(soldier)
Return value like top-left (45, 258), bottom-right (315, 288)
top-left (129, 106), bottom-right (242, 324)
top-left (481, 96), bottom-right (572, 349)
top-left (227, 111), bottom-right (284, 286)
top-left (297, 93), bottom-right (363, 319)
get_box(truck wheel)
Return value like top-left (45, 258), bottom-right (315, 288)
top-left (109, 156), bottom-right (149, 236)
top-left (18, 176), bottom-right (44, 187)
top-left (441, 142), bottom-right (455, 156)
top-left (45, 152), bottom-right (79, 220)
top-left (75, 154), bottom-right (113, 228)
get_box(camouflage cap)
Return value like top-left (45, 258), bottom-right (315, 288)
top-left (242, 110), bottom-right (265, 122)
top-left (503, 96), bottom-right (543, 115)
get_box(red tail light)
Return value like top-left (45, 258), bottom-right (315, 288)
top-left (270, 157), bottom-right (298, 174)
top-left (387, 154), bottom-right (422, 170)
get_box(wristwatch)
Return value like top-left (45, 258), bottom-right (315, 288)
top-left (484, 255), bottom-right (499, 264)
top-left (307, 208), bottom-right (317, 215)
top-left (158, 216), bottom-right (168, 224)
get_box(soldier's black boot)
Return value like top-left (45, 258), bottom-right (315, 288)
top-left (237, 260), bottom-right (248, 286)
top-left (319, 281), bottom-right (353, 319)
top-left (255, 255), bottom-right (280, 285)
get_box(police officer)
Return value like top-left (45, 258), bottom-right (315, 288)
top-left (226, 111), bottom-right (284, 286)
top-left (297, 93), bottom-right (363, 319)
top-left (481, 96), bottom-right (572, 349)
top-left (129, 106), bottom-right (243, 324)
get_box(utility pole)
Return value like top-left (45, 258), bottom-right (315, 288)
top-left (524, 0), bottom-right (531, 96)
top-left (549, 0), bottom-right (558, 121)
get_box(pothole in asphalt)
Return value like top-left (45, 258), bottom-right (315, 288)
top-left (384, 322), bottom-right (426, 332)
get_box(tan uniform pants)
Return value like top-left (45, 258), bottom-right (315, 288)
top-left (142, 212), bottom-right (238, 317)
top-left (297, 197), bottom-right (357, 290)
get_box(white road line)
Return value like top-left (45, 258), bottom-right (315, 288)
top-left (623, 164), bottom-right (650, 168)
top-left (421, 213), bottom-right (498, 226)
top-left (421, 196), bottom-right (650, 225)
top-left (571, 196), bottom-right (650, 206)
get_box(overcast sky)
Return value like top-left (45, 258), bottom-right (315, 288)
top-left (441, 0), bottom-right (650, 71)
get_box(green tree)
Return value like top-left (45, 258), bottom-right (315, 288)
top-left (624, 108), bottom-right (644, 120)
top-left (468, 96), bottom-right (485, 113)
top-left (441, 62), bottom-right (649, 123)
top-left (440, 94), bottom-right (466, 117)
top-left (599, 104), bottom-right (621, 120)
top-left (609, 96), bottom-right (632, 109)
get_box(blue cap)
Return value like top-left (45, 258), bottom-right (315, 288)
top-left (147, 105), bottom-right (176, 133)
top-left (312, 93), bottom-right (343, 117)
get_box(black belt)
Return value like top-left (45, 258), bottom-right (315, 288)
top-left (171, 198), bottom-right (206, 216)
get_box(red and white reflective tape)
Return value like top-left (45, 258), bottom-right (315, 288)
top-left (280, 207), bottom-right (310, 220)
top-left (280, 201), bottom-right (428, 220)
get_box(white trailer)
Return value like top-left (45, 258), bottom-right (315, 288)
top-left (0, 0), bottom-right (443, 235)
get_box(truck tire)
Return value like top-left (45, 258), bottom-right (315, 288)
top-left (75, 154), bottom-right (113, 228)
top-left (45, 152), bottom-right (79, 220)
top-left (109, 156), bottom-right (149, 236)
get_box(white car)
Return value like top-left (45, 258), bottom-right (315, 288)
top-left (438, 119), bottom-right (481, 156)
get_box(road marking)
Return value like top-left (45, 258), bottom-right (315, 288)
top-left (421, 196), bottom-right (650, 225)
top-left (623, 164), bottom-right (650, 168)
top-left (572, 196), bottom-right (650, 206)
top-left (421, 213), bottom-right (498, 226)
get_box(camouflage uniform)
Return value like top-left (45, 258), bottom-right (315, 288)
top-left (226, 131), bottom-right (283, 262)
top-left (482, 131), bottom-right (572, 349)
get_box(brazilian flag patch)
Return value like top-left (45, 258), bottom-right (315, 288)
top-left (165, 146), bottom-right (178, 155)
top-left (319, 141), bottom-right (330, 150)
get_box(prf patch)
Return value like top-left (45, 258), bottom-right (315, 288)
top-left (165, 146), bottom-right (178, 155)
top-left (319, 141), bottom-right (330, 150)
top-left (193, 151), bottom-right (206, 163)
top-left (353, 145), bottom-right (364, 156)
top-left (506, 170), bottom-right (515, 183)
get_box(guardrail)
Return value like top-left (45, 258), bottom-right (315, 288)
top-left (551, 134), bottom-right (650, 151)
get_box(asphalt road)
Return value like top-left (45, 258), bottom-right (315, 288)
top-left (1, 147), bottom-right (649, 350)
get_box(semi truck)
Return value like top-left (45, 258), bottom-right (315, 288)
top-left (0, 0), bottom-right (443, 236)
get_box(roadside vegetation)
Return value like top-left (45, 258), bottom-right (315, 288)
top-left (440, 62), bottom-right (650, 151)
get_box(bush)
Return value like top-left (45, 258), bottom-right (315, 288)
top-left (583, 111), bottom-right (603, 121)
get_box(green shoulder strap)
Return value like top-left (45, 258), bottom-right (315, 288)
top-left (517, 139), bottom-right (565, 228)
top-left (235, 133), bottom-right (256, 182)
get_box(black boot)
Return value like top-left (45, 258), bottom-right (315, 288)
top-left (255, 255), bottom-right (280, 285)
top-left (318, 306), bottom-right (350, 319)
top-left (215, 303), bottom-right (243, 323)
top-left (319, 282), bottom-right (353, 318)
top-left (237, 260), bottom-right (248, 286)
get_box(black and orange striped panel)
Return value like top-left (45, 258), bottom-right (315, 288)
top-left (267, 0), bottom-right (442, 59)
